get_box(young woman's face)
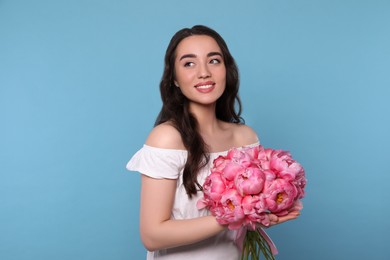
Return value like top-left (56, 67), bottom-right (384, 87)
top-left (174, 35), bottom-right (226, 106)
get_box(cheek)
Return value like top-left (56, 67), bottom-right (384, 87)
top-left (219, 69), bottom-right (227, 87)
top-left (222, 67), bottom-right (227, 79)
top-left (175, 68), bottom-right (194, 86)
top-left (217, 66), bottom-right (227, 81)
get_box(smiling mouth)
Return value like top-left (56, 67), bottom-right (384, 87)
top-left (195, 84), bottom-right (214, 89)
top-left (195, 81), bottom-right (215, 89)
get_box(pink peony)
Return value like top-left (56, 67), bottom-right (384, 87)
top-left (203, 172), bottom-right (226, 201)
top-left (222, 161), bottom-right (246, 181)
top-left (261, 149), bottom-right (304, 182)
top-left (293, 169), bottom-right (307, 199)
top-left (198, 144), bottom-right (306, 228)
top-left (242, 195), bottom-right (270, 229)
top-left (241, 145), bottom-right (260, 159)
top-left (256, 147), bottom-right (273, 169)
top-left (198, 145), bottom-right (306, 259)
top-left (212, 155), bottom-right (230, 173)
top-left (227, 149), bottom-right (252, 167)
top-left (235, 166), bottom-right (265, 196)
top-left (262, 178), bottom-right (298, 216)
top-left (214, 189), bottom-right (245, 229)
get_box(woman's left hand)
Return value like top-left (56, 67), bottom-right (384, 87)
top-left (268, 201), bottom-right (303, 226)
top-left (268, 210), bottom-right (300, 226)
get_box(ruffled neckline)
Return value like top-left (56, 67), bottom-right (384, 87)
top-left (143, 142), bottom-right (259, 155)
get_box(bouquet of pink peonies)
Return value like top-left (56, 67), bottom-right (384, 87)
top-left (197, 145), bottom-right (306, 260)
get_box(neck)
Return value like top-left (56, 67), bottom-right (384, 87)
top-left (188, 102), bottom-right (220, 135)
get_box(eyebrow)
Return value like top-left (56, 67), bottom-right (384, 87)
top-left (179, 52), bottom-right (223, 61)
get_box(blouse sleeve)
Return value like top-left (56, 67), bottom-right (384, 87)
top-left (126, 145), bottom-right (187, 179)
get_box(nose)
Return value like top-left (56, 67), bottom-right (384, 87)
top-left (197, 63), bottom-right (211, 78)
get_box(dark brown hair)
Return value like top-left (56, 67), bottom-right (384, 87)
top-left (155, 25), bottom-right (243, 197)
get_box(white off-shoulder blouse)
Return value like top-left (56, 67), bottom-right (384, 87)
top-left (126, 142), bottom-right (259, 260)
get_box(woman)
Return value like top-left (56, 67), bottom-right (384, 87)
top-left (127, 25), bottom-right (300, 259)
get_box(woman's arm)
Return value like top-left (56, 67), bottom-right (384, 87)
top-left (140, 175), bottom-right (225, 251)
top-left (139, 122), bottom-right (225, 251)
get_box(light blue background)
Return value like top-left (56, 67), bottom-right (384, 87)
top-left (1, 0), bottom-right (389, 259)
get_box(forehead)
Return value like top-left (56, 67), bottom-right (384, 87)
top-left (175, 35), bottom-right (222, 57)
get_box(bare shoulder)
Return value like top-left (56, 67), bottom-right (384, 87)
top-left (233, 124), bottom-right (259, 146)
top-left (145, 122), bottom-right (185, 150)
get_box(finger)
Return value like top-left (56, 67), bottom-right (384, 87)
top-left (278, 213), bottom-right (299, 223)
top-left (268, 211), bottom-right (300, 226)
top-left (268, 214), bottom-right (279, 223)
top-left (288, 210), bottom-right (301, 216)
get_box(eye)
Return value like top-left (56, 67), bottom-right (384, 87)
top-left (210, 58), bottom-right (221, 64)
top-left (184, 61), bottom-right (195, 67)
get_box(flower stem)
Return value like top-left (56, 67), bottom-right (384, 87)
top-left (241, 230), bottom-right (276, 260)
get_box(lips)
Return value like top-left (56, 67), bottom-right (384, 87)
top-left (195, 81), bottom-right (215, 93)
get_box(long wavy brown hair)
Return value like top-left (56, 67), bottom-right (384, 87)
top-left (155, 25), bottom-right (244, 198)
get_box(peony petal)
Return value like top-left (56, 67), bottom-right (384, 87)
top-left (196, 198), bottom-right (208, 209)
